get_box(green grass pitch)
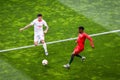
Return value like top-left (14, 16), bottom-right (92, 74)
top-left (0, 0), bottom-right (120, 80)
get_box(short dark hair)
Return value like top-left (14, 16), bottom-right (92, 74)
top-left (37, 14), bottom-right (42, 17)
top-left (79, 26), bottom-right (84, 30)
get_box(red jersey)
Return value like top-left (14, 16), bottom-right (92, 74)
top-left (76, 32), bottom-right (94, 48)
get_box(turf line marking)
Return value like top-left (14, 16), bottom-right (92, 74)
top-left (0, 30), bottom-right (120, 53)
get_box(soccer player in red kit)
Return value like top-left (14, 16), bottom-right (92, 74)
top-left (64, 26), bottom-right (94, 68)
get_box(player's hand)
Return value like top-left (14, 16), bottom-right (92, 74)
top-left (44, 30), bottom-right (48, 34)
top-left (75, 40), bottom-right (77, 43)
top-left (19, 28), bottom-right (24, 32)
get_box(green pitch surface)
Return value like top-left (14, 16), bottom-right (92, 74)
top-left (0, 0), bottom-right (120, 80)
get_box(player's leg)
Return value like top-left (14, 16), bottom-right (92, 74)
top-left (41, 40), bottom-right (48, 56)
top-left (69, 53), bottom-right (75, 65)
top-left (75, 49), bottom-right (83, 58)
top-left (76, 54), bottom-right (82, 58)
top-left (75, 49), bottom-right (85, 62)
top-left (76, 54), bottom-right (85, 62)
top-left (63, 52), bottom-right (75, 68)
top-left (34, 34), bottom-right (39, 46)
top-left (75, 47), bottom-right (86, 61)
top-left (40, 34), bottom-right (48, 56)
top-left (34, 41), bottom-right (38, 46)
top-left (64, 46), bottom-right (79, 68)
top-left (64, 46), bottom-right (83, 68)
top-left (63, 54), bottom-right (84, 69)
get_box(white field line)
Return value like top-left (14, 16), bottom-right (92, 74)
top-left (0, 30), bottom-right (120, 53)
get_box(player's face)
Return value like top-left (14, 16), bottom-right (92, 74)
top-left (79, 29), bottom-right (83, 33)
top-left (38, 16), bottom-right (42, 20)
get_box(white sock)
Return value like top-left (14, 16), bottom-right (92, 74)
top-left (43, 43), bottom-right (48, 53)
top-left (38, 38), bottom-right (41, 44)
top-left (38, 40), bottom-right (40, 44)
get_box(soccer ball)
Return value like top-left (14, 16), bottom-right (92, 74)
top-left (81, 56), bottom-right (86, 61)
top-left (82, 56), bottom-right (86, 59)
top-left (42, 59), bottom-right (48, 65)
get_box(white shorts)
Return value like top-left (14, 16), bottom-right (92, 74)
top-left (34, 33), bottom-right (44, 43)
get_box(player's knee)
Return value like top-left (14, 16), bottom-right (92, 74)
top-left (72, 52), bottom-right (75, 55)
top-left (71, 54), bottom-right (75, 57)
top-left (34, 42), bottom-right (38, 46)
top-left (41, 40), bottom-right (45, 44)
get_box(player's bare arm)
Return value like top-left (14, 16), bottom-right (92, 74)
top-left (44, 26), bottom-right (49, 34)
top-left (75, 40), bottom-right (77, 43)
top-left (43, 20), bottom-right (49, 34)
top-left (19, 24), bottom-right (32, 32)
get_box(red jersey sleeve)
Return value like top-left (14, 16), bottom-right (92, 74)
top-left (85, 33), bottom-right (94, 47)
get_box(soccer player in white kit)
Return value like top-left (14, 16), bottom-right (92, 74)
top-left (19, 14), bottom-right (49, 56)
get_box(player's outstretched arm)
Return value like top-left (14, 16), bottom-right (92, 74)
top-left (19, 24), bottom-right (32, 32)
top-left (86, 34), bottom-right (94, 48)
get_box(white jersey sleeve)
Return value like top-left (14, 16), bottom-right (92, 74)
top-left (30, 19), bottom-right (36, 25)
top-left (43, 20), bottom-right (49, 28)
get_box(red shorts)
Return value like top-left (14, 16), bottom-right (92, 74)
top-left (73, 46), bottom-right (84, 55)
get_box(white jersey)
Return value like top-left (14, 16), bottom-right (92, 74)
top-left (30, 18), bottom-right (48, 34)
top-left (30, 18), bottom-right (48, 42)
